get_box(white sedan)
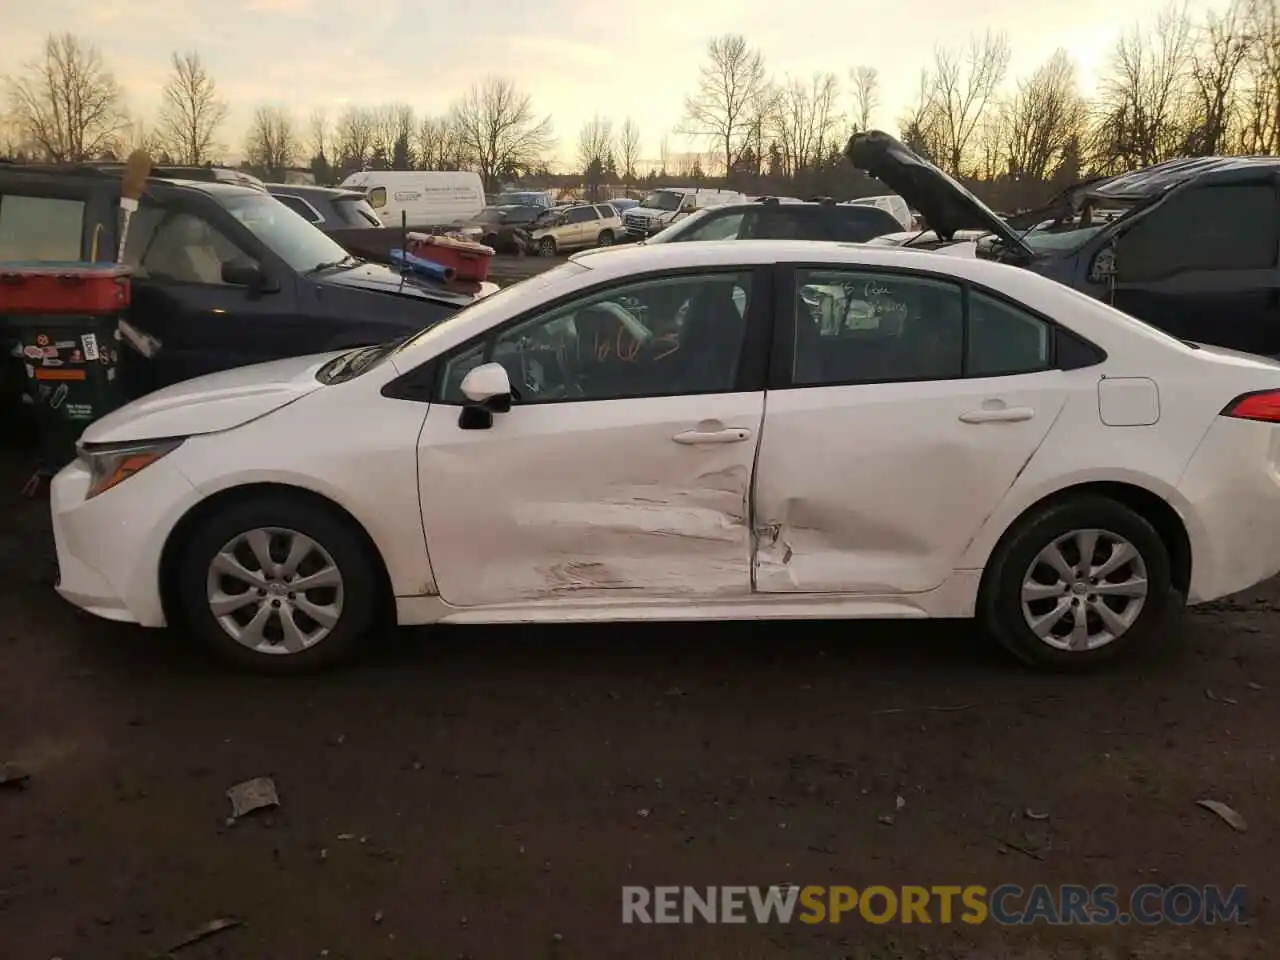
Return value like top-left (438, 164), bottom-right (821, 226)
top-left (50, 241), bottom-right (1280, 673)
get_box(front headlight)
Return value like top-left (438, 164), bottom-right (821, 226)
top-left (78, 437), bottom-right (185, 499)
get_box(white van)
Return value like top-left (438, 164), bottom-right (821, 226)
top-left (339, 171), bottom-right (485, 230)
top-left (622, 186), bottom-right (746, 239)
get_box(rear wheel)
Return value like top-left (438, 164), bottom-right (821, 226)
top-left (979, 496), bottom-right (1173, 670)
top-left (176, 496), bottom-right (381, 673)
top-left (538, 236), bottom-right (557, 257)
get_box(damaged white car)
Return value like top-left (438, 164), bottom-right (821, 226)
top-left (51, 240), bottom-right (1280, 673)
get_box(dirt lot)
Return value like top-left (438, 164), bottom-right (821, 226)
top-left (488, 252), bottom-right (567, 286)
top-left (1, 440), bottom-right (1277, 959)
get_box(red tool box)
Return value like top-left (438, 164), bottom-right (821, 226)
top-left (0, 263), bottom-right (132, 314)
top-left (405, 234), bottom-right (495, 283)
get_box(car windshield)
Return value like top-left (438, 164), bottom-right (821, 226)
top-left (498, 192), bottom-right (544, 207)
top-left (220, 192), bottom-right (352, 272)
top-left (642, 190), bottom-right (683, 211)
top-left (392, 261), bottom-right (592, 358)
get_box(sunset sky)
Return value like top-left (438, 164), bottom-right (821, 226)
top-left (5, 0), bottom-right (1214, 167)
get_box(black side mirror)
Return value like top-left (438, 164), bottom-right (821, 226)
top-left (222, 260), bottom-right (278, 294)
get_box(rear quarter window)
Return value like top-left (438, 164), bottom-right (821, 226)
top-left (0, 194), bottom-right (85, 260)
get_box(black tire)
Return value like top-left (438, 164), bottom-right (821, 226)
top-left (597, 230), bottom-right (615, 246)
top-left (176, 495), bottom-right (381, 674)
top-left (538, 236), bottom-right (557, 257)
top-left (978, 495), bottom-right (1173, 671)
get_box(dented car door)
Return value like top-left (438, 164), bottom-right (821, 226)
top-left (752, 266), bottom-right (1067, 594)
top-left (416, 268), bottom-right (770, 607)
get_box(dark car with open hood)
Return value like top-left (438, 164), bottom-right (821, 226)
top-left (0, 163), bottom-right (497, 398)
top-left (845, 131), bottom-right (1280, 357)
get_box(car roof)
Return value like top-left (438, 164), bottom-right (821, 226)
top-left (569, 238), bottom-right (1029, 286)
top-left (267, 183), bottom-right (365, 201)
top-left (1086, 156), bottom-right (1280, 203)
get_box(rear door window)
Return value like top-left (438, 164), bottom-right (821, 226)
top-left (275, 195), bottom-right (321, 223)
top-left (0, 194), bottom-right (85, 261)
top-left (1116, 183), bottom-right (1279, 282)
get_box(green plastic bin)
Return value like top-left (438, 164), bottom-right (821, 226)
top-left (16, 314), bottom-right (125, 472)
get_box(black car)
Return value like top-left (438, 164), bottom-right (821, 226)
top-left (846, 130), bottom-right (1280, 357)
top-left (643, 197), bottom-right (904, 245)
top-left (0, 164), bottom-right (495, 397)
top-left (266, 183), bottom-right (382, 230)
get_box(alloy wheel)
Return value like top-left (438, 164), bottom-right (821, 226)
top-left (205, 527), bottom-right (344, 655)
top-left (1019, 528), bottom-right (1148, 651)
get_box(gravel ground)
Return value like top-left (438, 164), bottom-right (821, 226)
top-left (1, 435), bottom-right (1277, 958)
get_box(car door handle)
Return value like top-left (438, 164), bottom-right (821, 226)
top-left (959, 406), bottom-right (1035, 424)
top-left (672, 427), bottom-right (752, 444)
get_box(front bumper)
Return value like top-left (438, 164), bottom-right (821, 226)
top-left (50, 455), bottom-right (202, 627)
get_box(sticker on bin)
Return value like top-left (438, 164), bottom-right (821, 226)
top-left (81, 333), bottom-right (100, 361)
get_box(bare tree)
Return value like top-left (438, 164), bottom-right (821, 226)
top-left (1001, 49), bottom-right (1089, 182)
top-left (104, 119), bottom-right (169, 164)
top-left (244, 106), bottom-right (298, 177)
top-left (155, 51), bottom-right (227, 165)
top-left (898, 69), bottom-right (947, 165)
top-left (619, 116), bottom-right (641, 185)
top-left (449, 77), bottom-right (554, 189)
top-left (577, 115), bottom-right (614, 198)
top-left (771, 72), bottom-right (842, 176)
top-left (681, 34), bottom-right (771, 179)
top-left (308, 107), bottom-right (329, 163)
top-left (1092, 5), bottom-right (1195, 171)
top-left (976, 108), bottom-right (1008, 182)
top-left (4, 33), bottom-right (128, 161)
top-left (658, 134), bottom-right (670, 176)
top-left (926, 30), bottom-right (1012, 175)
top-left (417, 114), bottom-right (466, 170)
top-left (1182, 4), bottom-right (1252, 155)
top-left (849, 65), bottom-right (880, 133)
top-left (334, 105), bottom-right (375, 169)
top-left (1240, 0), bottom-right (1280, 152)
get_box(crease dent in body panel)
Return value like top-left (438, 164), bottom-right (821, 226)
top-left (526, 468), bottom-right (752, 596)
top-left (957, 399), bottom-right (1067, 564)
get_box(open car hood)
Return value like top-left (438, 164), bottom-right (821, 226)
top-left (844, 130), bottom-right (1035, 261)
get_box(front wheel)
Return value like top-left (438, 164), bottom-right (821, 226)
top-left (538, 237), bottom-right (557, 257)
top-left (176, 495), bottom-right (381, 673)
top-left (979, 496), bottom-right (1173, 670)
top-left (597, 230), bottom-right (615, 247)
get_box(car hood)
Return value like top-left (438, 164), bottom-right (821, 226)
top-left (317, 262), bottom-right (497, 305)
top-left (81, 352), bottom-right (338, 444)
top-left (844, 130), bottom-right (1035, 260)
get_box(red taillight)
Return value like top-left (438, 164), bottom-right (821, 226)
top-left (1222, 390), bottom-right (1280, 422)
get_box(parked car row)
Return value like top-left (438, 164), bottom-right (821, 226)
top-left (11, 144), bottom-right (1280, 680)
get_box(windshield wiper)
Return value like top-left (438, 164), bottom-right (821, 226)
top-left (305, 254), bottom-right (361, 275)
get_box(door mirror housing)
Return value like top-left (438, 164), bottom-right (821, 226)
top-left (460, 361), bottom-right (513, 410)
top-left (681, 202), bottom-right (696, 212)
top-left (221, 260), bottom-right (276, 293)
